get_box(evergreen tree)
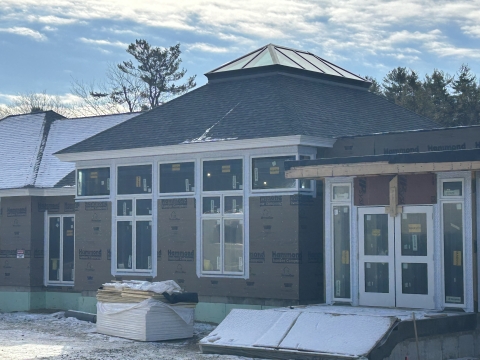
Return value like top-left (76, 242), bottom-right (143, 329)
top-left (451, 64), bottom-right (480, 126)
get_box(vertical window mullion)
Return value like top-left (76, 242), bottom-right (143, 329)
top-left (59, 216), bottom-right (64, 283)
top-left (132, 198), bottom-right (137, 271)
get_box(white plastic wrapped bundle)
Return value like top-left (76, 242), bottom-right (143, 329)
top-left (96, 298), bottom-right (194, 341)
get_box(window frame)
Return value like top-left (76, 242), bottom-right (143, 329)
top-left (114, 163), bottom-right (154, 275)
top-left (44, 214), bottom-right (75, 287)
top-left (76, 166), bottom-right (111, 199)
top-left (330, 182), bottom-right (353, 302)
top-left (439, 177), bottom-right (466, 308)
top-left (158, 160), bottom-right (196, 196)
top-left (200, 156), bottom-right (245, 277)
top-left (250, 154), bottom-right (300, 193)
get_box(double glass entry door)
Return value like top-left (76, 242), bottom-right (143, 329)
top-left (358, 206), bottom-right (434, 309)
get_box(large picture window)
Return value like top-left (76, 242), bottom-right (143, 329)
top-left (160, 162), bottom-right (195, 193)
top-left (203, 159), bottom-right (243, 191)
top-left (202, 195), bottom-right (244, 274)
top-left (252, 156), bottom-right (296, 190)
top-left (47, 215), bottom-right (74, 284)
top-left (118, 165), bottom-right (152, 195)
top-left (77, 168), bottom-right (110, 196)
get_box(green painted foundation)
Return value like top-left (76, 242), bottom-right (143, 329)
top-left (0, 291), bottom-right (274, 324)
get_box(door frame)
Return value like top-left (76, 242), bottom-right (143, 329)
top-left (44, 213), bottom-right (75, 286)
top-left (358, 207), bottom-right (395, 307)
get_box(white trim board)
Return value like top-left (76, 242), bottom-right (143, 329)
top-left (55, 135), bottom-right (335, 162)
top-left (0, 187), bottom-right (75, 197)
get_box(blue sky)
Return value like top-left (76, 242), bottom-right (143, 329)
top-left (1, 0), bottom-right (479, 106)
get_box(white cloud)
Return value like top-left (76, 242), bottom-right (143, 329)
top-left (26, 15), bottom-right (78, 25)
top-left (78, 37), bottom-right (128, 48)
top-left (0, 26), bottom-right (47, 41)
top-left (462, 25), bottom-right (480, 38)
top-left (186, 42), bottom-right (230, 53)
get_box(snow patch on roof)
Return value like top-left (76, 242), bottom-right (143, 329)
top-left (35, 113), bottom-right (137, 188)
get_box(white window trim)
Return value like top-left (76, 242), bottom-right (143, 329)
top-left (75, 166), bottom-right (111, 200)
top-left (437, 173), bottom-right (472, 311)
top-left (325, 178), bottom-right (355, 305)
top-left (112, 162), bottom-right (155, 277)
top-left (199, 157), bottom-right (246, 278)
top-left (44, 212), bottom-right (75, 287)
top-left (158, 159), bottom-right (196, 197)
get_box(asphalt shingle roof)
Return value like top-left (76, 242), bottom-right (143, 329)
top-left (58, 69), bottom-right (438, 155)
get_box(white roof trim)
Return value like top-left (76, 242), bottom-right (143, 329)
top-left (0, 187), bottom-right (75, 197)
top-left (55, 135), bottom-right (335, 162)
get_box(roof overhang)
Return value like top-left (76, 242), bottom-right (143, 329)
top-left (285, 149), bottom-right (480, 179)
top-left (55, 135), bottom-right (335, 162)
top-left (0, 187), bottom-right (75, 197)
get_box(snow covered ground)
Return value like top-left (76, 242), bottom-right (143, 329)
top-left (0, 312), bottom-right (249, 360)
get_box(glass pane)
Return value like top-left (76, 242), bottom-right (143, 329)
top-left (364, 214), bottom-right (389, 255)
top-left (217, 49), bottom-right (263, 72)
top-left (117, 221), bottom-right (132, 269)
top-left (203, 197), bottom-right (220, 214)
top-left (248, 49), bottom-right (274, 68)
top-left (160, 162), bottom-right (195, 193)
top-left (77, 168), bottom-right (110, 196)
top-left (203, 219), bottom-right (221, 271)
top-left (224, 196), bottom-right (243, 214)
top-left (136, 199), bottom-right (152, 216)
top-left (443, 181), bottom-right (462, 197)
top-left (300, 53), bottom-right (335, 73)
top-left (401, 213), bottom-right (427, 256)
top-left (443, 203), bottom-right (464, 304)
top-left (252, 156), bottom-right (296, 190)
top-left (224, 219), bottom-right (244, 273)
top-left (117, 165), bottom-right (152, 195)
top-left (332, 185), bottom-right (350, 201)
top-left (365, 262), bottom-right (389, 293)
top-left (278, 48), bottom-right (318, 71)
top-left (402, 263), bottom-right (428, 294)
top-left (299, 155), bottom-right (311, 189)
top-left (62, 217), bottom-right (75, 282)
top-left (333, 206), bottom-right (350, 298)
top-left (49, 217), bottom-right (61, 281)
top-left (203, 159), bottom-right (243, 191)
top-left (117, 200), bottom-right (133, 216)
top-left (136, 221), bottom-right (152, 270)
top-left (275, 49), bottom-right (302, 69)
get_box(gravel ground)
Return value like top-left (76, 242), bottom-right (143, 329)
top-left (0, 312), bottom-right (251, 360)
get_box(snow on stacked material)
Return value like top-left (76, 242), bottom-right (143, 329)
top-left (96, 299), bottom-right (194, 341)
top-left (200, 308), bottom-right (399, 358)
top-left (96, 280), bottom-right (196, 341)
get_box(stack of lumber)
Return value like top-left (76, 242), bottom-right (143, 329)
top-left (96, 280), bottom-right (197, 341)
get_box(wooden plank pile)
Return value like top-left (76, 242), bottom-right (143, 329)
top-left (96, 280), bottom-right (197, 341)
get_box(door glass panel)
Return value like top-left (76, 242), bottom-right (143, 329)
top-left (62, 217), bottom-right (75, 282)
top-left (402, 263), bottom-right (428, 294)
top-left (203, 197), bottom-right (220, 214)
top-left (136, 199), bottom-right (152, 216)
top-left (224, 219), bottom-right (243, 273)
top-left (203, 219), bottom-right (221, 271)
top-left (401, 213), bottom-right (427, 256)
top-left (224, 196), bottom-right (243, 214)
top-left (117, 200), bottom-right (133, 216)
top-left (365, 262), bottom-right (389, 293)
top-left (49, 217), bottom-right (61, 281)
top-left (117, 221), bottom-right (132, 269)
top-left (443, 203), bottom-right (464, 304)
top-left (136, 221), bottom-right (152, 269)
top-left (364, 214), bottom-right (388, 255)
top-left (333, 206), bottom-right (350, 298)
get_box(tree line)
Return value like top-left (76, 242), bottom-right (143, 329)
top-left (366, 64), bottom-right (480, 127)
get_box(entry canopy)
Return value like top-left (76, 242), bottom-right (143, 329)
top-left (207, 44), bottom-right (366, 82)
top-left (285, 148), bottom-right (480, 179)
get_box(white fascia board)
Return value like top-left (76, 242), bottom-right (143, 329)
top-left (0, 187), bottom-right (75, 197)
top-left (55, 135), bottom-right (336, 162)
